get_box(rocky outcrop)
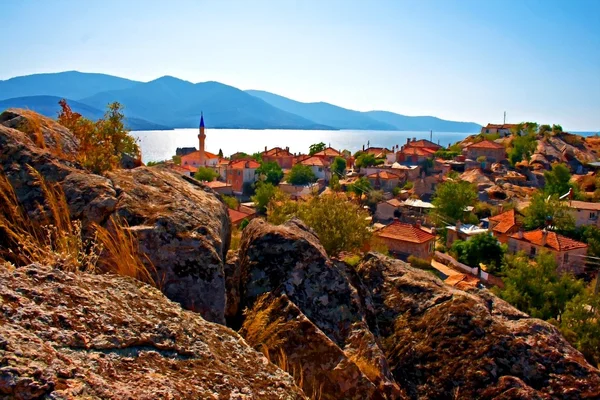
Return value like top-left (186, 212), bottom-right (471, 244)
top-left (236, 218), bottom-right (402, 398)
top-left (0, 264), bottom-right (305, 399)
top-left (0, 109), bottom-right (231, 323)
top-left (354, 253), bottom-right (600, 399)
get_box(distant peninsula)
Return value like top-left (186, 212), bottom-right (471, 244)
top-left (0, 71), bottom-right (482, 132)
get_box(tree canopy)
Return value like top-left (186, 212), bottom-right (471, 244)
top-left (331, 156), bottom-right (347, 178)
top-left (268, 194), bottom-right (372, 256)
top-left (508, 131), bottom-right (537, 165)
top-left (256, 161), bottom-right (284, 185)
top-left (544, 163), bottom-right (576, 197)
top-left (194, 167), bottom-right (218, 182)
top-left (451, 233), bottom-right (505, 274)
top-left (309, 142), bottom-right (326, 155)
top-left (355, 153), bottom-right (382, 168)
top-left (251, 182), bottom-right (280, 214)
top-left (432, 180), bottom-right (478, 222)
top-left (287, 164), bottom-right (317, 185)
top-left (523, 192), bottom-right (575, 231)
top-left (347, 177), bottom-right (372, 197)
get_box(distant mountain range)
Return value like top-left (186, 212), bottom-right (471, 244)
top-left (0, 71), bottom-right (482, 132)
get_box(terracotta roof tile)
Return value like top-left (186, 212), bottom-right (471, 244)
top-left (263, 147), bottom-right (293, 157)
top-left (489, 209), bottom-right (517, 234)
top-left (568, 200), bottom-right (600, 211)
top-left (313, 147), bottom-right (342, 157)
top-left (367, 171), bottom-right (400, 180)
top-left (205, 181), bottom-right (231, 189)
top-left (229, 159), bottom-right (260, 169)
top-left (465, 140), bottom-right (505, 150)
top-left (228, 208), bottom-right (253, 224)
top-left (509, 229), bottom-right (587, 251)
top-left (405, 139), bottom-right (442, 150)
top-left (376, 221), bottom-right (435, 244)
top-left (300, 156), bottom-right (328, 167)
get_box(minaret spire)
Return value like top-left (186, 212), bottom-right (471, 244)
top-left (198, 111), bottom-right (206, 165)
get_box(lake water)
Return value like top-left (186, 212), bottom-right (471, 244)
top-left (131, 128), bottom-right (473, 163)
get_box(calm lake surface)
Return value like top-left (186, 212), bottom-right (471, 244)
top-left (131, 128), bottom-right (473, 163)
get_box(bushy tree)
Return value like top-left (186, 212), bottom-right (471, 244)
top-left (496, 251), bottom-right (584, 320)
top-left (544, 163), bottom-right (575, 197)
top-left (560, 288), bottom-right (600, 366)
top-left (355, 153), bottom-right (381, 168)
top-left (508, 131), bottom-right (537, 165)
top-left (451, 233), bottom-right (505, 273)
top-left (329, 174), bottom-right (341, 191)
top-left (347, 177), bottom-right (372, 197)
top-left (251, 182), bottom-right (279, 214)
top-left (432, 180), bottom-right (478, 222)
top-left (268, 194), bottom-right (372, 255)
top-left (287, 164), bottom-right (317, 185)
top-left (256, 161), bottom-right (284, 185)
top-left (309, 142), bottom-right (326, 155)
top-left (58, 99), bottom-right (139, 173)
top-left (331, 156), bottom-right (347, 178)
top-left (222, 195), bottom-right (239, 210)
top-left (194, 167), bottom-right (218, 182)
top-left (366, 190), bottom-right (384, 213)
top-left (523, 192), bottom-right (575, 231)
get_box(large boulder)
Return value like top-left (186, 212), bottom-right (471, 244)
top-left (0, 264), bottom-right (305, 399)
top-left (0, 110), bottom-right (231, 323)
top-left (236, 218), bottom-right (402, 398)
top-left (354, 253), bottom-right (600, 399)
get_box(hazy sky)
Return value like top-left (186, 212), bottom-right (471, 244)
top-left (2, 0), bottom-right (599, 130)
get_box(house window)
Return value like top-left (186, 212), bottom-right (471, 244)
top-left (590, 212), bottom-right (597, 219)
top-left (238, 170), bottom-right (241, 176)
top-left (529, 246), bottom-right (536, 257)
top-left (564, 253), bottom-right (569, 263)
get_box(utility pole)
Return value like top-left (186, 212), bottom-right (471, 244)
top-left (503, 111), bottom-right (506, 125)
top-left (430, 130), bottom-right (433, 142)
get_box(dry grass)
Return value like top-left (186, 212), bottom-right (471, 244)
top-left (0, 166), bottom-right (156, 287)
top-left (229, 226), bottom-right (242, 252)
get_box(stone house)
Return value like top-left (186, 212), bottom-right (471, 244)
top-left (262, 147), bottom-right (294, 169)
top-left (375, 198), bottom-right (403, 222)
top-left (226, 159), bottom-right (260, 194)
top-left (367, 171), bottom-right (401, 192)
top-left (507, 229), bottom-right (588, 275)
top-left (462, 140), bottom-right (506, 163)
top-left (375, 220), bottom-right (436, 261)
top-left (481, 123), bottom-right (518, 137)
top-left (488, 209), bottom-right (519, 243)
top-left (566, 200), bottom-right (600, 228)
top-left (299, 156), bottom-right (330, 181)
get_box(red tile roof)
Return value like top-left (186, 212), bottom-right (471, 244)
top-left (405, 139), bottom-right (442, 150)
top-left (488, 209), bottom-right (517, 234)
top-left (465, 140), bottom-right (505, 150)
top-left (300, 156), bottom-right (328, 167)
top-left (367, 171), bottom-right (400, 180)
top-left (228, 208), bottom-right (253, 224)
top-left (263, 147), bottom-right (293, 157)
top-left (485, 123), bottom-right (517, 129)
top-left (509, 229), bottom-right (587, 251)
top-left (398, 147), bottom-right (436, 157)
top-left (364, 147), bottom-right (392, 156)
top-left (313, 147), bottom-right (342, 157)
top-left (205, 181), bottom-right (232, 189)
top-left (229, 159), bottom-right (260, 169)
top-left (568, 200), bottom-right (600, 211)
top-left (376, 221), bottom-right (435, 244)
top-left (180, 150), bottom-right (219, 159)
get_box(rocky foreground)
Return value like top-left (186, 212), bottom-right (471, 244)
top-left (1, 110), bottom-right (600, 399)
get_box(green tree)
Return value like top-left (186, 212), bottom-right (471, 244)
top-left (268, 194), bottom-right (372, 255)
top-left (251, 182), bottom-right (279, 214)
top-left (432, 180), bottom-right (478, 222)
top-left (508, 131), bottom-right (537, 165)
top-left (366, 190), bottom-right (384, 213)
top-left (539, 124), bottom-right (552, 135)
top-left (231, 152), bottom-right (249, 160)
top-left (287, 164), bottom-right (317, 185)
top-left (355, 153), bottom-right (381, 168)
top-left (218, 149), bottom-right (224, 158)
top-left (347, 177), bottom-right (372, 197)
top-left (544, 163), bottom-right (575, 197)
top-left (552, 124), bottom-right (563, 133)
top-left (222, 195), bottom-right (239, 210)
top-left (496, 251), bottom-right (584, 320)
top-left (194, 167), bottom-right (218, 182)
top-left (239, 218), bottom-right (250, 230)
top-left (560, 288), bottom-right (600, 366)
top-left (329, 174), bottom-right (341, 191)
top-left (309, 142), bottom-right (326, 155)
top-left (523, 192), bottom-right (575, 231)
top-left (331, 156), bottom-right (347, 178)
top-left (256, 161), bottom-right (284, 185)
top-left (252, 152), bottom-right (263, 162)
top-left (451, 233), bottom-right (505, 274)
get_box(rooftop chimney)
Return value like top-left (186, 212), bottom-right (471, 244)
top-left (541, 229), bottom-right (548, 246)
top-left (264, 146), bottom-right (267, 152)
top-left (362, 144), bottom-right (365, 151)
top-left (415, 219), bottom-right (421, 228)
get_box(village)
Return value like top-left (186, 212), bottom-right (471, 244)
top-left (166, 114), bottom-right (600, 292)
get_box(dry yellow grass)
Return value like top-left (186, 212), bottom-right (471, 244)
top-left (0, 166), bottom-right (156, 287)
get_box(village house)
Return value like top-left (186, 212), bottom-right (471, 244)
top-left (216, 158), bottom-right (230, 180)
top-left (228, 204), bottom-right (256, 227)
top-left (363, 146), bottom-right (393, 158)
top-left (299, 156), bottom-right (330, 181)
top-left (374, 198), bottom-right (403, 222)
top-left (396, 146), bottom-right (436, 164)
top-left (488, 209), bottom-right (519, 243)
top-left (312, 147), bottom-right (343, 164)
top-left (446, 221), bottom-right (490, 248)
top-left (481, 123), bottom-right (518, 137)
top-left (180, 114), bottom-right (220, 170)
top-left (507, 229), bottom-right (588, 275)
top-left (401, 138), bottom-right (442, 152)
top-left (262, 147), bottom-right (294, 169)
top-left (462, 140), bottom-right (506, 163)
top-left (367, 171), bottom-right (401, 192)
top-left (566, 200), bottom-right (600, 228)
top-left (226, 159), bottom-right (260, 194)
top-left (204, 180), bottom-right (233, 195)
top-left (375, 220), bottom-right (436, 261)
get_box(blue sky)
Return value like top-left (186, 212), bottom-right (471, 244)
top-left (2, 0), bottom-right (599, 130)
